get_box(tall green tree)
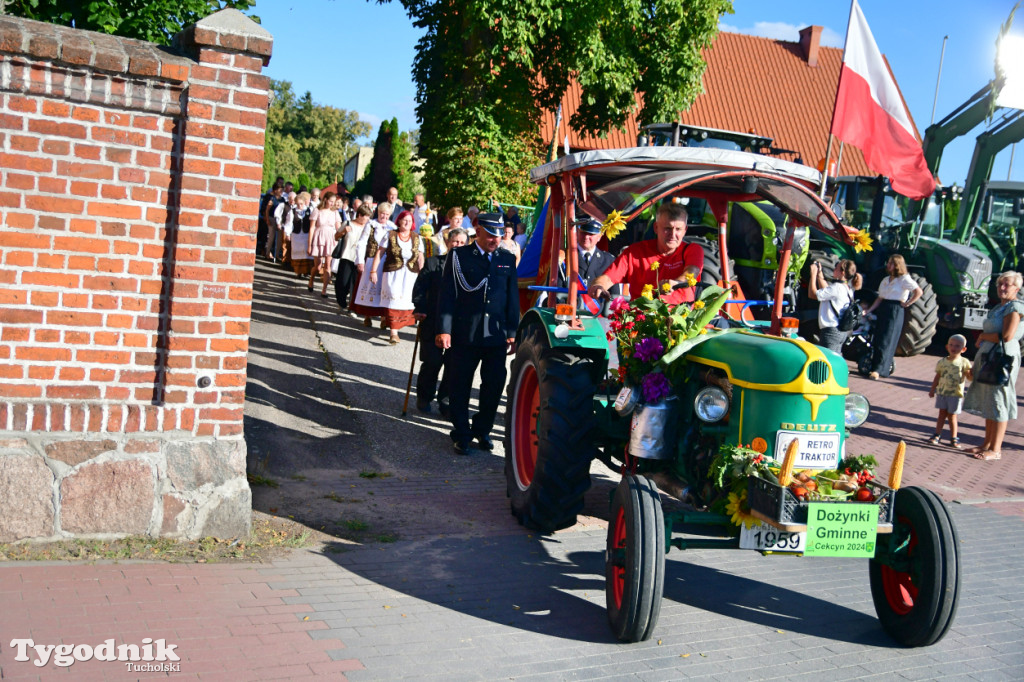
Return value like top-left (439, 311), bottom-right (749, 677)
top-left (262, 79), bottom-right (371, 191)
top-left (384, 0), bottom-right (732, 209)
top-left (353, 118), bottom-right (423, 202)
top-left (1, 0), bottom-right (257, 45)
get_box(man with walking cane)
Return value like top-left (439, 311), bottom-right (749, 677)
top-left (412, 227), bottom-right (469, 416)
top-left (436, 214), bottom-right (520, 456)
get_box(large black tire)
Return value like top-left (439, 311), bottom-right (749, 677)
top-left (504, 326), bottom-right (597, 533)
top-left (806, 249), bottom-right (841, 284)
top-left (896, 273), bottom-right (938, 357)
top-left (869, 487), bottom-right (961, 647)
top-left (605, 475), bottom-right (665, 642)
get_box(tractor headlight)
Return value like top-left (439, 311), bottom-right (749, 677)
top-left (694, 387), bottom-right (730, 423)
top-left (845, 393), bottom-right (870, 428)
top-left (957, 272), bottom-right (972, 288)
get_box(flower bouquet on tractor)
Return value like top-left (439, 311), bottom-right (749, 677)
top-left (504, 146), bottom-right (960, 647)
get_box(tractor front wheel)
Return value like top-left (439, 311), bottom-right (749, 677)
top-left (505, 326), bottom-right (597, 533)
top-left (605, 475), bottom-right (665, 642)
top-left (869, 487), bottom-right (960, 647)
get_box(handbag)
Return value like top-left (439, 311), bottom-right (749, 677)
top-left (330, 238), bottom-right (345, 260)
top-left (975, 341), bottom-right (1015, 387)
top-left (829, 287), bottom-right (861, 332)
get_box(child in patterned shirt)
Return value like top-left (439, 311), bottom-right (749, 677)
top-left (927, 334), bottom-right (973, 449)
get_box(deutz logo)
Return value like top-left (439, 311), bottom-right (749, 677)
top-left (781, 423), bottom-right (837, 432)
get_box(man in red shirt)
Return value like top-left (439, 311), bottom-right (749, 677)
top-left (588, 203), bottom-right (704, 304)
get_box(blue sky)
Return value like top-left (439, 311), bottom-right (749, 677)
top-left (257, 0), bottom-right (1023, 186)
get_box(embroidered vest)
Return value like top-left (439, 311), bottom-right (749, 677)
top-left (364, 223), bottom-right (385, 261)
top-left (381, 231), bottom-right (421, 273)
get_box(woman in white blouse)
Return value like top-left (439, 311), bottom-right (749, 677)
top-left (862, 254), bottom-right (923, 380)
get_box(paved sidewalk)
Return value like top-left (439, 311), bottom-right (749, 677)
top-left (2, 260), bottom-right (1023, 680)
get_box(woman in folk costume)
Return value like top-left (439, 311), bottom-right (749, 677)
top-left (289, 191), bottom-right (314, 277)
top-left (307, 191), bottom-right (339, 297)
top-left (370, 210), bottom-right (425, 344)
top-left (350, 201), bottom-right (396, 326)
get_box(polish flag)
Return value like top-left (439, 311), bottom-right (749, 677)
top-left (830, 1), bottom-right (935, 200)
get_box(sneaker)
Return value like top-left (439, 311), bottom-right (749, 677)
top-left (453, 441), bottom-right (471, 456)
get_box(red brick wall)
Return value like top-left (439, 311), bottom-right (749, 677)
top-left (0, 11), bottom-right (272, 541)
top-left (0, 13), bottom-right (270, 439)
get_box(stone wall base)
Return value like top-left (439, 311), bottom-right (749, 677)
top-left (0, 435), bottom-right (251, 543)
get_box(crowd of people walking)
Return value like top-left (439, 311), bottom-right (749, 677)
top-left (256, 178), bottom-right (527, 455)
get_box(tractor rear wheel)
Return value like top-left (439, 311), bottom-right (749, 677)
top-left (606, 475), bottom-right (665, 642)
top-left (683, 237), bottom-right (730, 288)
top-left (869, 487), bottom-right (960, 647)
top-left (505, 325), bottom-right (597, 533)
top-left (896, 273), bottom-right (938, 357)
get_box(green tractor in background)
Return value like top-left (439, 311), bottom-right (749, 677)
top-left (811, 175), bottom-right (992, 356)
top-left (958, 180), bottom-right (1024, 276)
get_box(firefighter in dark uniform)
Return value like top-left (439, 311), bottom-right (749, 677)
top-left (557, 217), bottom-right (618, 305)
top-left (412, 227), bottom-right (469, 416)
top-left (436, 213), bottom-right (520, 455)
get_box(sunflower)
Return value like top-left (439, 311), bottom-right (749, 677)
top-left (601, 210), bottom-right (626, 240)
top-left (725, 490), bottom-right (758, 529)
top-left (852, 229), bottom-right (874, 253)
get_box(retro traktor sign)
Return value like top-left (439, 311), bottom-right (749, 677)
top-left (8, 638), bottom-right (180, 671)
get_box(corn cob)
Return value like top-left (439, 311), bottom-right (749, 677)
top-left (889, 441), bottom-right (905, 490)
top-left (778, 439), bottom-right (799, 487)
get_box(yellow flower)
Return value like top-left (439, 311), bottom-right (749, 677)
top-left (650, 260), bottom-right (660, 271)
top-left (852, 229), bottom-right (874, 253)
top-left (640, 284), bottom-right (654, 300)
top-left (601, 210), bottom-right (626, 240)
top-left (684, 272), bottom-right (697, 287)
top-left (725, 490), bottom-right (758, 529)
top-left (699, 328), bottom-right (708, 334)
top-left (693, 300), bottom-right (705, 309)
top-left (661, 282), bottom-right (672, 293)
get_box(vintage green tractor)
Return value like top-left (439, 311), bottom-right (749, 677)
top-left (504, 147), bottom-right (960, 647)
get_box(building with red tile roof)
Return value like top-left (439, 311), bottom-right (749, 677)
top-left (539, 26), bottom-right (922, 178)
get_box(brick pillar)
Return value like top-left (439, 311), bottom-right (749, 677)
top-left (0, 10), bottom-right (272, 542)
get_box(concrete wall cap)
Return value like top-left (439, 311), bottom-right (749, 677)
top-left (194, 8), bottom-right (272, 41)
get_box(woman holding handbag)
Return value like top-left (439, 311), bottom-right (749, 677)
top-left (808, 259), bottom-right (861, 354)
top-left (963, 271), bottom-right (1024, 461)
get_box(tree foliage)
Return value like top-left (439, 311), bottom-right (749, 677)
top-left (1, 0), bottom-right (257, 45)
top-left (353, 118), bottom-right (424, 202)
top-left (263, 79), bottom-right (371, 191)
top-left (385, 0), bottom-right (732, 209)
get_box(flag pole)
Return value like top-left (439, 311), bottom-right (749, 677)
top-left (819, 135), bottom-right (834, 199)
top-left (820, 0), bottom-right (859, 199)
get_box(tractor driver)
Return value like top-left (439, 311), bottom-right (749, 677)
top-left (588, 202), bottom-right (704, 304)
